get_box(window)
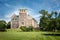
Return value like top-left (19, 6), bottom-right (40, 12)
top-left (12, 18), bottom-right (14, 20)
top-left (15, 18), bottom-right (17, 20)
top-left (22, 22), bottom-right (24, 25)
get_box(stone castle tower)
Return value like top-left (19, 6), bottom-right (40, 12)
top-left (11, 9), bottom-right (39, 29)
top-left (19, 9), bottom-right (28, 27)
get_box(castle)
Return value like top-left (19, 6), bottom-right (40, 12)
top-left (11, 9), bottom-right (39, 28)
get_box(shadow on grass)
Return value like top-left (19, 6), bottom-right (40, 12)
top-left (43, 34), bottom-right (60, 36)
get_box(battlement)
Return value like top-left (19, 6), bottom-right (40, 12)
top-left (19, 9), bottom-right (27, 13)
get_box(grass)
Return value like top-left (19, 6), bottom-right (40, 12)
top-left (0, 29), bottom-right (60, 40)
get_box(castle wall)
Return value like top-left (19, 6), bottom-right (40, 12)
top-left (11, 9), bottom-right (39, 28)
top-left (11, 15), bottom-right (19, 29)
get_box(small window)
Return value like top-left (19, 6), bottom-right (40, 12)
top-left (22, 22), bottom-right (24, 25)
top-left (15, 18), bottom-right (17, 20)
top-left (12, 18), bottom-right (14, 20)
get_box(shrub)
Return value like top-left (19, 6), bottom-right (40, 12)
top-left (20, 26), bottom-right (34, 32)
top-left (28, 26), bottom-right (33, 31)
top-left (20, 26), bottom-right (27, 31)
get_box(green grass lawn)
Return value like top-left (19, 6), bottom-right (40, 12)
top-left (0, 31), bottom-right (60, 40)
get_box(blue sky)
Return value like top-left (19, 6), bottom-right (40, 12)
top-left (0, 0), bottom-right (60, 23)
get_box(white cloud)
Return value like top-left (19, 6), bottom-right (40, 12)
top-left (4, 9), bottom-right (19, 22)
top-left (4, 3), bottom-right (10, 7)
top-left (4, 7), bottom-right (40, 23)
top-left (53, 0), bottom-right (57, 1)
top-left (56, 9), bottom-right (60, 13)
top-left (5, 7), bottom-right (33, 18)
top-left (5, 10), bottom-right (19, 18)
top-left (0, 18), bottom-right (10, 23)
top-left (53, 0), bottom-right (60, 8)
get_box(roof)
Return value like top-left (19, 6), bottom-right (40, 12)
top-left (32, 18), bottom-right (38, 23)
top-left (27, 14), bottom-right (38, 23)
top-left (11, 14), bottom-right (19, 19)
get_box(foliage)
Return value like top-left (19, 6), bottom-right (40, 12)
top-left (7, 22), bottom-right (11, 29)
top-left (0, 20), bottom-right (7, 31)
top-left (20, 26), bottom-right (27, 31)
top-left (27, 26), bottom-right (33, 31)
top-left (20, 26), bottom-right (34, 32)
top-left (39, 10), bottom-right (60, 31)
top-left (6, 29), bottom-right (22, 32)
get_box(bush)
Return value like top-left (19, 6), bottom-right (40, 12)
top-left (20, 26), bottom-right (27, 31)
top-left (20, 26), bottom-right (34, 32)
top-left (28, 26), bottom-right (33, 31)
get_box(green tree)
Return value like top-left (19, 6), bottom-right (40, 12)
top-left (39, 10), bottom-right (48, 31)
top-left (7, 22), bottom-right (11, 29)
top-left (28, 26), bottom-right (33, 31)
top-left (39, 10), bottom-right (59, 31)
top-left (0, 20), bottom-right (7, 31)
top-left (47, 12), bottom-right (58, 31)
top-left (57, 13), bottom-right (60, 30)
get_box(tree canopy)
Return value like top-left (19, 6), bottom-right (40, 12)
top-left (0, 20), bottom-right (7, 31)
top-left (39, 10), bottom-right (60, 31)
